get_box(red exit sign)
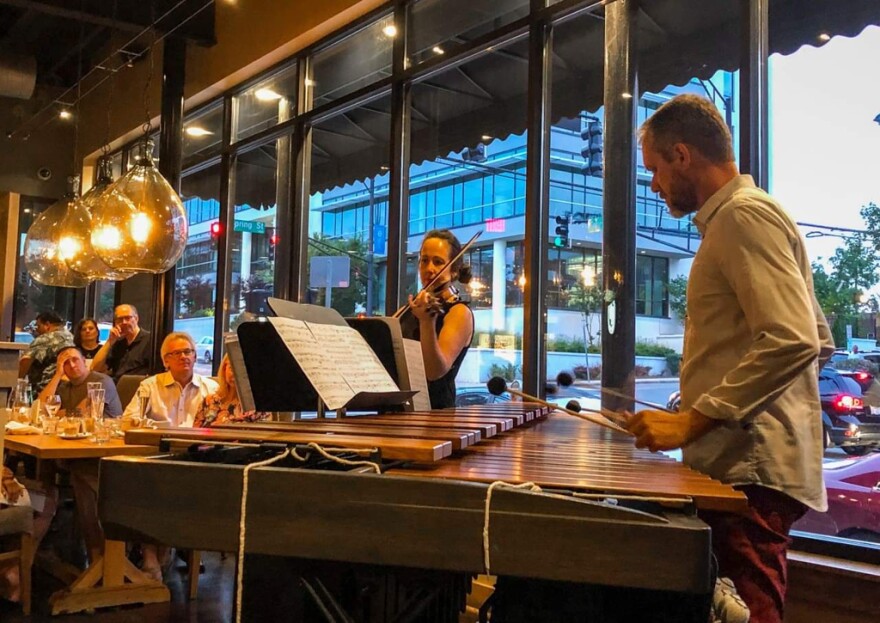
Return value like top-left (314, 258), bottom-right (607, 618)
top-left (485, 218), bottom-right (505, 233)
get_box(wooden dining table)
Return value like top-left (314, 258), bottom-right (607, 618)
top-left (3, 430), bottom-right (169, 615)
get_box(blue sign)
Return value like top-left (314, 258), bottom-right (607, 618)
top-left (373, 224), bottom-right (387, 255)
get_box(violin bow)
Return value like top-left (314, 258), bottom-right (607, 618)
top-left (392, 230), bottom-right (483, 319)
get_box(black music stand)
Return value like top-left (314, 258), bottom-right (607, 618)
top-left (237, 304), bottom-right (415, 415)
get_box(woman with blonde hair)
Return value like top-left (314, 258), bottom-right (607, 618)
top-left (193, 355), bottom-right (270, 427)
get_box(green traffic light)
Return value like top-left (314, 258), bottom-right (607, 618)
top-left (553, 236), bottom-right (565, 247)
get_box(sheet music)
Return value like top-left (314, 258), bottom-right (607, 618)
top-left (308, 324), bottom-right (400, 395)
top-left (400, 338), bottom-right (432, 411)
top-left (268, 317), bottom-right (400, 410)
top-left (224, 338), bottom-right (256, 413)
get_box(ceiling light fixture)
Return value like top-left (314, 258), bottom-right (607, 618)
top-left (382, 24), bottom-right (398, 38)
top-left (184, 126), bottom-right (213, 137)
top-left (818, 33), bottom-right (831, 42)
top-left (254, 87), bottom-right (282, 101)
top-left (24, 177), bottom-right (91, 287)
top-left (59, 109), bottom-right (72, 120)
top-left (432, 46), bottom-right (445, 55)
top-left (91, 138), bottom-right (188, 273)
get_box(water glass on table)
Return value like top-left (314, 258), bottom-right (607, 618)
top-left (93, 418), bottom-right (111, 444)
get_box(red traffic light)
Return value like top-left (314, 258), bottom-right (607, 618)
top-left (210, 221), bottom-right (223, 238)
top-left (269, 233), bottom-right (279, 246)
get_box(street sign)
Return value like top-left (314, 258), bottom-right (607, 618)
top-left (233, 219), bottom-right (266, 234)
top-left (309, 256), bottom-right (351, 288)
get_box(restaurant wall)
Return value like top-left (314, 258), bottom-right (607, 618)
top-left (0, 93), bottom-right (73, 198)
top-left (77, 0), bottom-right (385, 161)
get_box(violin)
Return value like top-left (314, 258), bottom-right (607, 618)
top-left (392, 230), bottom-right (481, 320)
top-left (418, 281), bottom-right (461, 318)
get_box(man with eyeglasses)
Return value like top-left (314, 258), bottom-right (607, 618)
top-left (91, 304), bottom-right (153, 383)
top-left (121, 332), bottom-right (217, 428)
top-left (119, 331), bottom-right (218, 582)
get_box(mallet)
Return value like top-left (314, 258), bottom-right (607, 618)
top-left (486, 377), bottom-right (630, 435)
top-left (555, 371), bottom-right (677, 414)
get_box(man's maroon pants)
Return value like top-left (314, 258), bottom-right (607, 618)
top-left (700, 485), bottom-right (807, 623)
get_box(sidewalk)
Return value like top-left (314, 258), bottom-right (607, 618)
top-left (570, 377), bottom-right (679, 386)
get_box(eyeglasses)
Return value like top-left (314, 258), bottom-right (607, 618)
top-left (165, 348), bottom-right (195, 359)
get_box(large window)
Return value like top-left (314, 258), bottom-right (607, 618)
top-left (175, 164), bottom-right (222, 371)
top-left (769, 24), bottom-right (880, 550)
top-left (12, 197), bottom-right (78, 339)
top-left (408, 36), bottom-right (529, 387)
top-left (308, 16), bottom-right (394, 109)
top-left (308, 95), bottom-right (391, 316)
top-left (233, 63), bottom-right (298, 142)
top-left (225, 142), bottom-right (283, 330)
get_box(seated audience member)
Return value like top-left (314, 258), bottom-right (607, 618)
top-left (130, 335), bottom-right (217, 581)
top-left (122, 332), bottom-right (218, 427)
top-left (74, 318), bottom-right (102, 361)
top-left (91, 304), bottom-right (152, 382)
top-left (0, 467), bottom-right (57, 604)
top-left (38, 347), bottom-right (123, 417)
top-left (17, 311), bottom-right (74, 393)
top-left (193, 355), bottom-right (270, 427)
top-left (34, 348), bottom-right (120, 564)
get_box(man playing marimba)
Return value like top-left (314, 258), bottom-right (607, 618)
top-left (627, 94), bottom-right (834, 623)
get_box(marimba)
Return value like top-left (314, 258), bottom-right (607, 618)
top-left (98, 404), bottom-right (746, 622)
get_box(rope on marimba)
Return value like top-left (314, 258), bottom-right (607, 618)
top-left (235, 448), bottom-right (292, 623)
top-left (482, 481), bottom-right (542, 575)
top-left (292, 442), bottom-right (382, 474)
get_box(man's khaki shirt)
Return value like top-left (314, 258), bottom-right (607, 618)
top-left (681, 175), bottom-right (833, 511)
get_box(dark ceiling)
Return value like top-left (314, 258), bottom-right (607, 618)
top-left (0, 0), bottom-right (215, 89)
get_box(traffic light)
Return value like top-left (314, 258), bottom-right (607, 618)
top-left (553, 214), bottom-right (570, 248)
top-left (209, 221), bottom-right (223, 240)
top-left (580, 118), bottom-right (603, 177)
top-left (267, 228), bottom-right (278, 261)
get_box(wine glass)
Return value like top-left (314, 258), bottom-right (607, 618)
top-left (44, 394), bottom-right (62, 420)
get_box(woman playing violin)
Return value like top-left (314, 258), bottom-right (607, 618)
top-left (401, 229), bottom-right (475, 409)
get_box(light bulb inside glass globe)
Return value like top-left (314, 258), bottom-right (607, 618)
top-left (23, 177), bottom-right (91, 288)
top-left (76, 157), bottom-right (135, 281)
top-left (91, 139), bottom-right (188, 273)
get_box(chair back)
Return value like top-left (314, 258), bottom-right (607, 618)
top-left (116, 375), bottom-right (148, 410)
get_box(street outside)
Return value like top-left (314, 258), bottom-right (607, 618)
top-left (555, 379), bottom-right (871, 461)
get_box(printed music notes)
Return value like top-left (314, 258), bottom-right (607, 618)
top-left (268, 317), bottom-right (403, 411)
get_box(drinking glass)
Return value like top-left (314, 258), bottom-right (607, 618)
top-left (44, 394), bottom-right (62, 420)
top-left (94, 419), bottom-right (111, 444)
top-left (12, 382), bottom-right (32, 424)
top-left (90, 388), bottom-right (106, 421)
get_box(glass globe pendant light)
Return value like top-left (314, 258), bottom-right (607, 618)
top-left (23, 176), bottom-right (91, 288)
top-left (71, 156), bottom-right (134, 281)
top-left (91, 138), bottom-right (188, 273)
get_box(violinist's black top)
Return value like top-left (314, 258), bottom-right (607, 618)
top-left (399, 299), bottom-right (472, 410)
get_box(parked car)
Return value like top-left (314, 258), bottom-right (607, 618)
top-left (454, 387), bottom-right (511, 406)
top-left (819, 367), bottom-right (880, 455)
top-left (794, 453), bottom-right (880, 544)
top-left (196, 336), bottom-right (214, 363)
top-left (665, 371), bottom-right (880, 455)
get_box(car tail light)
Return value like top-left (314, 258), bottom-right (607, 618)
top-left (834, 394), bottom-right (864, 410)
top-left (856, 372), bottom-right (871, 381)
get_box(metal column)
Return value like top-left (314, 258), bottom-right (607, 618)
top-left (153, 36), bottom-right (186, 365)
top-left (601, 0), bottom-right (639, 410)
top-left (521, 7), bottom-right (552, 398)
top-left (740, 0), bottom-right (769, 189)
top-left (384, 1), bottom-right (410, 315)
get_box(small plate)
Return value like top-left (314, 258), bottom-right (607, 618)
top-left (58, 432), bottom-right (89, 440)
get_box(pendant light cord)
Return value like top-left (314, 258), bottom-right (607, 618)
top-left (101, 0), bottom-right (119, 158)
top-left (142, 1), bottom-right (157, 138)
